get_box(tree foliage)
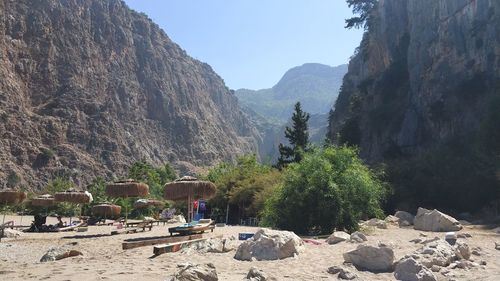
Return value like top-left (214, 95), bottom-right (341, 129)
top-left (345, 0), bottom-right (377, 30)
top-left (262, 146), bottom-right (386, 234)
top-left (128, 161), bottom-right (177, 199)
top-left (207, 155), bottom-right (282, 223)
top-left (277, 102), bottom-right (310, 168)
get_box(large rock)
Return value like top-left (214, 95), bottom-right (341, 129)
top-left (182, 237), bottom-right (238, 254)
top-left (326, 231), bottom-right (350, 245)
top-left (413, 208), bottom-right (462, 232)
top-left (234, 228), bottom-right (304, 261)
top-left (40, 244), bottom-right (83, 262)
top-left (168, 263), bottom-right (218, 281)
top-left (350, 231), bottom-right (368, 243)
top-left (343, 244), bottom-right (394, 272)
top-left (394, 257), bottom-right (436, 281)
top-left (363, 218), bottom-right (387, 229)
top-left (395, 211), bottom-right (415, 225)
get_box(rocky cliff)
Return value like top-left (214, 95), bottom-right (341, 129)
top-left (329, 0), bottom-right (500, 212)
top-left (330, 0), bottom-right (499, 162)
top-left (0, 0), bottom-right (258, 190)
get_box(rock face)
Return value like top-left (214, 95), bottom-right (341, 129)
top-left (413, 208), bottom-right (462, 232)
top-left (326, 231), bottom-right (350, 245)
top-left (327, 0), bottom-right (500, 211)
top-left (329, 0), bottom-right (500, 161)
top-left (168, 263), bottom-right (218, 281)
top-left (0, 0), bottom-right (258, 189)
top-left (343, 244), bottom-right (394, 272)
top-left (234, 228), bottom-right (304, 261)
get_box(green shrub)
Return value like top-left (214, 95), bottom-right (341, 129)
top-left (261, 146), bottom-right (386, 234)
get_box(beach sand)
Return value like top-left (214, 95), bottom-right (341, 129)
top-left (1, 215), bottom-right (499, 280)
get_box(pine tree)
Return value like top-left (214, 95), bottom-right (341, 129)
top-left (277, 102), bottom-right (310, 168)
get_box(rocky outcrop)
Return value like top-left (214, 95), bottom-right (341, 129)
top-left (0, 0), bottom-right (258, 189)
top-left (413, 208), bottom-right (462, 232)
top-left (329, 0), bottom-right (500, 162)
top-left (234, 228), bottom-right (304, 261)
top-left (327, 0), bottom-right (500, 211)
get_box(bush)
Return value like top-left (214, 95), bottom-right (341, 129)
top-left (261, 146), bottom-right (386, 234)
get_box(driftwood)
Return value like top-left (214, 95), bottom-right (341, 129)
top-left (122, 234), bottom-right (202, 250)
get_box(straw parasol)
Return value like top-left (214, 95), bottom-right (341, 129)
top-left (92, 204), bottom-right (121, 219)
top-left (31, 194), bottom-right (56, 208)
top-left (133, 199), bottom-right (164, 209)
top-left (54, 190), bottom-right (93, 204)
top-left (0, 190), bottom-right (27, 205)
top-left (163, 176), bottom-right (216, 222)
top-left (54, 190), bottom-right (93, 224)
top-left (106, 179), bottom-right (149, 224)
top-left (0, 189), bottom-right (27, 242)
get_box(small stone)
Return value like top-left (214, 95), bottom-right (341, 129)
top-left (338, 268), bottom-right (357, 280)
top-left (349, 231), bottom-right (367, 243)
top-left (430, 265), bottom-right (441, 272)
top-left (480, 260), bottom-right (487, 266)
top-left (327, 266), bottom-right (342, 274)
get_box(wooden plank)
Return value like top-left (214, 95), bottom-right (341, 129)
top-left (153, 235), bottom-right (222, 256)
top-left (122, 233), bottom-right (202, 250)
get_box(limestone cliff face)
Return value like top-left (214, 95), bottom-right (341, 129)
top-left (330, 0), bottom-right (500, 162)
top-left (0, 0), bottom-right (258, 189)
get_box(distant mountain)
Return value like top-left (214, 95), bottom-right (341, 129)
top-left (236, 63), bottom-right (347, 123)
top-left (236, 63), bottom-right (347, 161)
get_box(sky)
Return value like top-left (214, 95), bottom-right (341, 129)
top-left (123, 1), bottom-right (363, 90)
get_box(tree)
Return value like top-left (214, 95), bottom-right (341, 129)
top-left (277, 102), bottom-right (310, 168)
top-left (262, 146), bottom-right (386, 234)
top-left (128, 161), bottom-right (177, 199)
top-left (345, 0), bottom-right (377, 30)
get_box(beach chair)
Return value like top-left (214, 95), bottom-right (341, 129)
top-left (168, 219), bottom-right (215, 236)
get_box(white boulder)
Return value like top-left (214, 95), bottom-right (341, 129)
top-left (413, 208), bottom-right (462, 232)
top-left (363, 218), bottom-right (387, 229)
top-left (40, 245), bottom-right (83, 262)
top-left (168, 263), bottom-right (218, 281)
top-left (1, 228), bottom-right (22, 238)
top-left (234, 228), bottom-right (304, 261)
top-left (343, 244), bottom-right (394, 272)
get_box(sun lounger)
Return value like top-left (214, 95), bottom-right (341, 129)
top-left (168, 219), bottom-right (215, 236)
top-left (111, 220), bottom-right (154, 235)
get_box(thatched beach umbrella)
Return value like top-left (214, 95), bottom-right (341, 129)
top-left (163, 176), bottom-right (216, 222)
top-left (133, 199), bottom-right (164, 209)
top-left (106, 179), bottom-right (149, 224)
top-left (54, 190), bottom-right (93, 224)
top-left (92, 204), bottom-right (121, 219)
top-left (0, 190), bottom-right (27, 242)
top-left (31, 194), bottom-right (56, 208)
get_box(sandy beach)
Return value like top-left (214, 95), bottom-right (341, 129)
top-left (0, 215), bottom-right (499, 281)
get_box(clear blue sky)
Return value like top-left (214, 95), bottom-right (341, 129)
top-left (123, 0), bottom-right (363, 90)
